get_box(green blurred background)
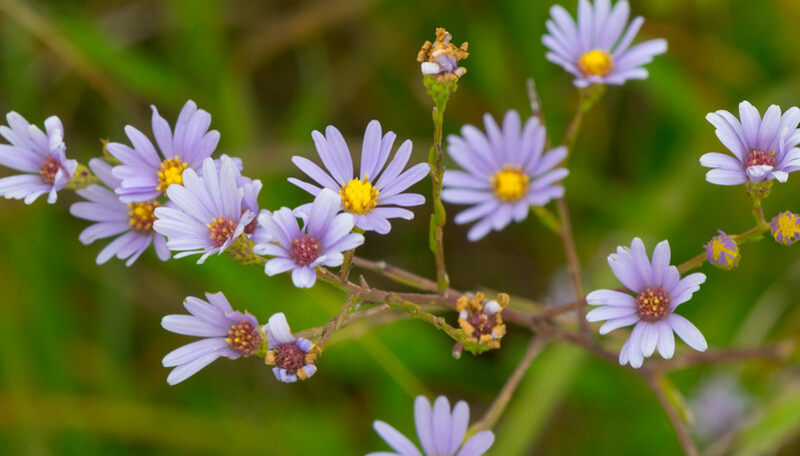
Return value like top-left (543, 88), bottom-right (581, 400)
top-left (0, 0), bottom-right (799, 454)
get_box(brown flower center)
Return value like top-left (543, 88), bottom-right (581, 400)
top-left (274, 343), bottom-right (306, 372)
top-left (208, 216), bottom-right (237, 248)
top-left (745, 150), bottom-right (776, 168)
top-left (226, 320), bottom-right (262, 356)
top-left (290, 234), bottom-right (321, 266)
top-left (466, 313), bottom-right (495, 338)
top-left (39, 156), bottom-right (64, 185)
top-left (636, 287), bottom-right (671, 322)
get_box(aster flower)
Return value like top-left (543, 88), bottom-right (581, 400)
top-left (153, 155), bottom-right (256, 263)
top-left (239, 175), bottom-right (270, 244)
top-left (689, 375), bottom-right (750, 443)
top-left (542, 0), bottom-right (667, 87)
top-left (586, 238), bottom-right (707, 368)
top-left (704, 230), bottom-right (739, 270)
top-left (263, 312), bottom-right (320, 383)
top-left (253, 189), bottom-right (364, 288)
top-left (70, 158), bottom-right (170, 266)
top-left (701, 101), bottom-right (800, 186)
top-left (417, 28), bottom-right (469, 83)
top-left (161, 292), bottom-right (263, 385)
top-left (107, 100), bottom-right (220, 203)
top-left (368, 396), bottom-right (494, 456)
top-left (771, 211), bottom-right (800, 246)
top-left (457, 292), bottom-right (508, 350)
top-left (0, 112), bottom-right (77, 204)
top-left (288, 120), bottom-right (429, 234)
top-left (442, 110), bottom-right (568, 241)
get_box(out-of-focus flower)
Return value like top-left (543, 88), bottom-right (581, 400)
top-left (689, 375), bottom-right (751, 443)
top-left (457, 292), bottom-right (508, 350)
top-left (0, 112), bottom-right (77, 204)
top-left (289, 120), bottom-right (428, 234)
top-left (442, 110), bottom-right (568, 241)
top-left (263, 312), bottom-right (320, 383)
top-left (368, 396), bottom-right (495, 456)
top-left (701, 101), bottom-right (800, 185)
top-left (542, 0), bottom-right (667, 87)
top-left (108, 100), bottom-right (220, 202)
top-left (586, 238), bottom-right (707, 368)
top-left (70, 159), bottom-right (170, 266)
top-left (254, 189), bottom-right (364, 288)
top-left (161, 292), bottom-right (262, 385)
top-left (704, 230), bottom-right (740, 270)
top-left (153, 156), bottom-right (255, 263)
top-left (417, 28), bottom-right (469, 83)
top-left (771, 211), bottom-right (800, 246)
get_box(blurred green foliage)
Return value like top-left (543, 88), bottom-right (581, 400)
top-left (0, 0), bottom-right (799, 454)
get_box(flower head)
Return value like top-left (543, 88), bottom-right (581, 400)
top-left (442, 110), bottom-right (568, 241)
top-left (70, 159), bottom-right (170, 266)
top-left (457, 292), bottom-right (508, 350)
top-left (771, 211), bottom-right (800, 246)
top-left (417, 28), bottom-right (469, 83)
top-left (153, 155), bottom-right (256, 263)
top-left (289, 120), bottom-right (428, 234)
top-left (368, 396), bottom-right (494, 456)
top-left (0, 112), bottom-right (77, 204)
top-left (701, 101), bottom-right (800, 185)
top-left (254, 189), bottom-right (364, 288)
top-left (587, 238), bottom-right (707, 368)
top-left (542, 0), bottom-right (667, 87)
top-left (263, 312), bottom-right (320, 383)
top-left (107, 100), bottom-right (220, 202)
top-left (704, 230), bottom-right (739, 270)
top-left (161, 292), bottom-right (262, 385)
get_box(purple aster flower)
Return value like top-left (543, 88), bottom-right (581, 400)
top-left (771, 211), bottom-right (800, 246)
top-left (253, 189), bottom-right (364, 288)
top-left (0, 112), bottom-right (77, 204)
top-left (238, 175), bottom-right (270, 244)
top-left (368, 395), bottom-right (495, 456)
top-left (704, 230), bottom-right (739, 270)
top-left (689, 375), bottom-right (750, 443)
top-left (161, 292), bottom-right (263, 385)
top-left (288, 120), bottom-right (429, 234)
top-left (586, 238), bottom-right (707, 368)
top-left (107, 100), bottom-right (220, 203)
top-left (263, 312), bottom-right (320, 383)
top-left (442, 110), bottom-right (568, 241)
top-left (542, 0), bottom-right (667, 87)
top-left (70, 158), bottom-right (170, 266)
top-left (153, 155), bottom-right (256, 263)
top-left (701, 101), bottom-right (800, 185)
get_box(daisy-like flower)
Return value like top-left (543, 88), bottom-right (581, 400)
top-left (288, 120), bottom-right (429, 234)
top-left (0, 112), bottom-right (77, 204)
top-left (704, 230), bottom-right (739, 270)
top-left (107, 100), bottom-right (220, 203)
top-left (701, 101), bottom-right (800, 185)
top-left (263, 312), bottom-right (321, 383)
top-left (254, 189), bottom-right (364, 288)
top-left (70, 158), bottom-right (170, 266)
top-left (586, 238), bottom-right (708, 368)
top-left (542, 0), bottom-right (667, 87)
top-left (239, 175), bottom-right (270, 244)
top-left (457, 292), bottom-right (508, 350)
top-left (416, 28), bottom-right (469, 83)
top-left (161, 292), bottom-right (263, 385)
top-left (153, 155), bottom-right (256, 263)
top-left (442, 110), bottom-right (568, 241)
top-left (368, 396), bottom-right (495, 456)
top-left (770, 211), bottom-right (800, 246)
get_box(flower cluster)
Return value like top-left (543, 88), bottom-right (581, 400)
top-left (456, 292), bottom-right (508, 350)
top-left (417, 28), bottom-right (469, 83)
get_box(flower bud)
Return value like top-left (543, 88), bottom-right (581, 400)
top-left (771, 211), bottom-right (800, 246)
top-left (704, 230), bottom-right (740, 270)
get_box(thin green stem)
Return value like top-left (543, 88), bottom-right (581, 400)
top-left (429, 105), bottom-right (449, 292)
top-left (318, 292), bottom-right (359, 348)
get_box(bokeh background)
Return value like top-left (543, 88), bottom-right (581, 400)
top-left (1, 0), bottom-right (799, 454)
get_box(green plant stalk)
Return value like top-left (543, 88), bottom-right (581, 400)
top-left (428, 104), bottom-right (449, 292)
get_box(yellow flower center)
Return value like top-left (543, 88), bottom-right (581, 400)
top-left (340, 175), bottom-right (379, 215)
top-left (128, 201), bottom-right (160, 233)
top-left (157, 157), bottom-right (188, 192)
top-left (710, 238), bottom-right (738, 263)
top-left (578, 49), bottom-right (613, 77)
top-left (491, 167), bottom-right (529, 202)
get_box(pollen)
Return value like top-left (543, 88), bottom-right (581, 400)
top-left (207, 216), bottom-right (237, 248)
top-left (128, 201), bottom-right (160, 233)
top-left (578, 49), bottom-right (613, 77)
top-left (157, 156), bottom-right (188, 192)
top-left (636, 287), bottom-right (671, 322)
top-left (289, 234), bottom-right (321, 266)
top-left (225, 320), bottom-right (262, 357)
top-left (340, 175), bottom-right (379, 215)
top-left (491, 167), bottom-right (529, 202)
top-left (745, 149), bottom-right (776, 168)
top-left (39, 156), bottom-right (64, 185)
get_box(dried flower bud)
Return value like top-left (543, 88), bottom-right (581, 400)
top-left (771, 211), bottom-right (800, 246)
top-left (456, 292), bottom-right (509, 350)
top-left (704, 230), bottom-right (740, 270)
top-left (417, 27), bottom-right (469, 83)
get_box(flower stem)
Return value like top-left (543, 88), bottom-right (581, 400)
top-left (429, 104), bottom-right (449, 292)
top-left (317, 292), bottom-right (359, 348)
top-left (645, 374), bottom-right (699, 456)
